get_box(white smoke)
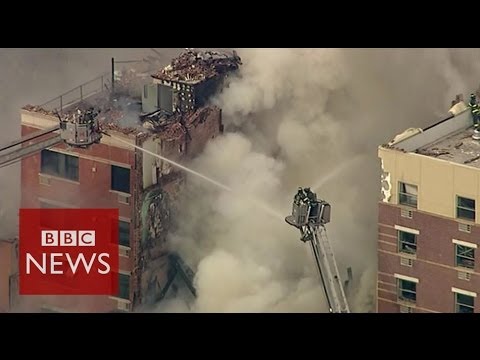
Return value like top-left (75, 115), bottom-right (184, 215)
top-left (161, 48), bottom-right (480, 313)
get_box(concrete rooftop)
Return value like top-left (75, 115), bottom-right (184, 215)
top-left (382, 100), bottom-right (480, 168)
top-left (417, 127), bottom-right (480, 167)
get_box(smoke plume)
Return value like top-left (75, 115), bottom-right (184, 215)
top-left (165, 48), bottom-right (480, 313)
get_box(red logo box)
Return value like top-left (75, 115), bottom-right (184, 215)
top-left (19, 209), bottom-right (119, 295)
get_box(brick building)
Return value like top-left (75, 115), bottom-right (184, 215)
top-left (2, 49), bottom-right (241, 312)
top-left (377, 98), bottom-right (480, 313)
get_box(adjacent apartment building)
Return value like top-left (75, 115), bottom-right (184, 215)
top-left (378, 98), bottom-right (480, 313)
top-left (2, 49), bottom-right (241, 312)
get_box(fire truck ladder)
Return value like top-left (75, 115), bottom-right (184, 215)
top-left (286, 188), bottom-right (351, 313)
top-left (0, 126), bottom-right (61, 169)
top-left (309, 225), bottom-right (350, 313)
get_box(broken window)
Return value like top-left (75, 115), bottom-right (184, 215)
top-left (398, 182), bottom-right (417, 208)
top-left (40, 150), bottom-right (79, 181)
top-left (119, 221), bottom-right (130, 248)
top-left (457, 196), bottom-right (475, 221)
top-left (398, 279), bottom-right (416, 303)
top-left (118, 273), bottom-right (130, 300)
top-left (398, 231), bottom-right (417, 255)
top-left (111, 165), bottom-right (130, 194)
top-left (455, 244), bottom-right (475, 269)
top-left (455, 293), bottom-right (474, 313)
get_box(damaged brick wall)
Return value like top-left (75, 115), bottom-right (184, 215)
top-left (185, 106), bottom-right (222, 157)
top-left (132, 141), bottom-right (143, 309)
top-left (136, 186), bottom-right (172, 307)
top-left (132, 105), bottom-right (222, 308)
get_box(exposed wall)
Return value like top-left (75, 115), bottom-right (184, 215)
top-left (133, 106), bottom-right (222, 308)
top-left (378, 202), bottom-right (480, 313)
top-left (142, 137), bottom-right (158, 189)
top-left (186, 107), bottom-right (222, 157)
top-left (379, 147), bottom-right (480, 223)
top-left (136, 187), bottom-right (172, 306)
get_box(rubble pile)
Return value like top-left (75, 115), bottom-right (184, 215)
top-left (153, 49), bottom-right (242, 84)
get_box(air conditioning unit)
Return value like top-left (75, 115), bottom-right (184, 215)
top-left (117, 301), bottom-right (130, 312)
top-left (458, 271), bottom-right (471, 281)
top-left (400, 257), bottom-right (414, 267)
top-left (119, 247), bottom-right (130, 258)
top-left (39, 174), bottom-right (51, 186)
top-left (459, 223), bottom-right (472, 233)
top-left (401, 209), bottom-right (413, 219)
top-left (118, 194), bottom-right (130, 205)
top-left (400, 305), bottom-right (413, 313)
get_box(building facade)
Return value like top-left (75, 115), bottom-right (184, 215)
top-left (378, 100), bottom-right (480, 313)
top-left (3, 49), bottom-right (240, 312)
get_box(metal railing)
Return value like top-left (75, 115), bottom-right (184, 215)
top-left (39, 72), bottom-right (111, 113)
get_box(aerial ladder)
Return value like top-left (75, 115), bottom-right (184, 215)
top-left (0, 108), bottom-right (102, 168)
top-left (285, 187), bottom-right (350, 313)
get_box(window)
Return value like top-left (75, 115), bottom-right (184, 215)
top-left (457, 196), bottom-right (475, 221)
top-left (455, 293), bottom-right (474, 313)
top-left (119, 221), bottom-right (130, 248)
top-left (40, 150), bottom-right (79, 181)
top-left (399, 182), bottom-right (418, 208)
top-left (398, 279), bottom-right (416, 303)
top-left (111, 165), bottom-right (130, 194)
top-left (118, 273), bottom-right (130, 300)
top-left (455, 244), bottom-right (475, 269)
top-left (398, 230), bottom-right (417, 255)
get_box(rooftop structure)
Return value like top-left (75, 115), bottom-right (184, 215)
top-left (22, 49), bottom-right (240, 139)
top-left (152, 49), bottom-right (242, 85)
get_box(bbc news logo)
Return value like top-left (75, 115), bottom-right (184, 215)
top-left (20, 209), bottom-right (119, 295)
top-left (26, 231), bottom-right (111, 276)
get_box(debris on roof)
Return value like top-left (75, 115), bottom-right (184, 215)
top-left (22, 104), bottom-right (54, 116)
top-left (416, 148), bottom-right (451, 157)
top-left (464, 155), bottom-right (480, 164)
top-left (152, 49), bottom-right (242, 84)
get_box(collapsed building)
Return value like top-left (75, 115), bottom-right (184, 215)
top-left (5, 49), bottom-right (241, 312)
